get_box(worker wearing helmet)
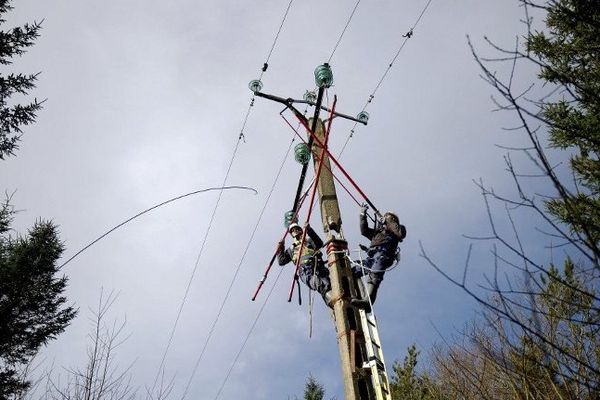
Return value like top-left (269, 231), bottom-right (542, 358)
top-left (352, 207), bottom-right (406, 310)
top-left (277, 222), bottom-right (333, 306)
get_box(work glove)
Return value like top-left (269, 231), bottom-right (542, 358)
top-left (277, 240), bottom-right (284, 253)
top-left (360, 203), bottom-right (368, 215)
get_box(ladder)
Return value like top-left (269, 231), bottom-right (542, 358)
top-left (358, 308), bottom-right (393, 400)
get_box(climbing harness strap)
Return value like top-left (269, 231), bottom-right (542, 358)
top-left (291, 239), bottom-right (320, 265)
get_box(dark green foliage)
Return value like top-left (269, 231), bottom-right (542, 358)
top-left (0, 202), bottom-right (77, 398)
top-left (0, 0), bottom-right (42, 159)
top-left (293, 374), bottom-right (336, 400)
top-left (0, 3), bottom-right (73, 398)
top-left (303, 375), bottom-right (325, 400)
top-left (525, 0), bottom-right (600, 248)
top-left (390, 345), bottom-right (440, 400)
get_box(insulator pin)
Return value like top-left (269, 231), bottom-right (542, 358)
top-left (248, 79), bottom-right (263, 93)
top-left (294, 143), bottom-right (311, 165)
top-left (314, 63), bottom-right (333, 88)
top-left (303, 90), bottom-right (317, 103)
top-left (357, 111), bottom-right (370, 124)
top-left (284, 210), bottom-right (297, 227)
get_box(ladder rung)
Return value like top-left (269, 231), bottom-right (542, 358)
top-left (365, 356), bottom-right (385, 371)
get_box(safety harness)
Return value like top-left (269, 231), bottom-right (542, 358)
top-left (291, 238), bottom-right (321, 271)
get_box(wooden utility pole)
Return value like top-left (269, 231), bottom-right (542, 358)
top-left (310, 118), bottom-right (374, 400)
top-left (252, 66), bottom-right (389, 398)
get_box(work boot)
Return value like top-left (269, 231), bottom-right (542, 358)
top-left (351, 282), bottom-right (379, 312)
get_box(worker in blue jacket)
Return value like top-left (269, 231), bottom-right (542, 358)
top-left (352, 207), bottom-right (406, 309)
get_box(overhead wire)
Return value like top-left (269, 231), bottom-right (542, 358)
top-left (179, 134), bottom-right (297, 400)
top-left (58, 186), bottom-right (257, 269)
top-left (259, 0), bottom-right (295, 81)
top-left (197, 0), bottom-right (432, 394)
top-left (208, 0), bottom-right (365, 383)
top-left (338, 0), bottom-right (435, 157)
top-left (149, 1), bottom-right (297, 394)
top-left (328, 0), bottom-right (362, 64)
top-left (213, 261), bottom-right (286, 400)
top-left (150, 139), bottom-right (242, 395)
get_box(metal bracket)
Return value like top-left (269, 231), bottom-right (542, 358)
top-left (254, 90), bottom-right (368, 126)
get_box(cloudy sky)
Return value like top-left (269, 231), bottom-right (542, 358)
top-left (3, 1), bottom-right (554, 399)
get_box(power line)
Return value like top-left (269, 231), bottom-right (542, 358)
top-left (338, 0), bottom-right (435, 157)
top-left (179, 135), bottom-right (296, 400)
top-left (328, 0), bottom-right (362, 64)
top-left (213, 264), bottom-right (286, 400)
top-left (150, 138), bottom-right (243, 395)
top-left (206, 1), bottom-right (437, 393)
top-left (174, 0), bottom-right (434, 395)
top-left (149, 0), bottom-right (298, 393)
top-left (58, 186), bottom-right (257, 269)
top-left (259, 0), bottom-right (295, 80)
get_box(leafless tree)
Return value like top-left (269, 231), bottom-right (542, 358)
top-left (421, 1), bottom-right (600, 398)
top-left (45, 290), bottom-right (138, 400)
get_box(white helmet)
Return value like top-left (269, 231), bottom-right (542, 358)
top-left (288, 223), bottom-right (301, 232)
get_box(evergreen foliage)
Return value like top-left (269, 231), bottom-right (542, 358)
top-left (0, 0), bottom-right (42, 159)
top-left (528, 0), bottom-right (600, 250)
top-left (0, 202), bottom-right (77, 399)
top-left (389, 345), bottom-right (438, 400)
top-left (302, 374), bottom-right (325, 400)
top-left (0, 4), bottom-right (73, 397)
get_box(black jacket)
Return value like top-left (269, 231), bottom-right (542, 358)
top-left (360, 213), bottom-right (406, 254)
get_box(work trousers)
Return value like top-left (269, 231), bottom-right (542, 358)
top-left (353, 248), bottom-right (394, 286)
top-left (299, 261), bottom-right (331, 296)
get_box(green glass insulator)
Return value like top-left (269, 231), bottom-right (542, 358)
top-left (357, 111), bottom-right (370, 124)
top-left (304, 90), bottom-right (317, 103)
top-left (294, 143), bottom-right (311, 165)
top-left (248, 79), bottom-right (263, 93)
top-left (314, 63), bottom-right (333, 88)
top-left (284, 210), bottom-right (297, 227)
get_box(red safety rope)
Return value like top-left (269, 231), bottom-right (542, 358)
top-left (281, 114), bottom-right (368, 212)
top-left (287, 96), bottom-right (337, 302)
top-left (251, 179), bottom-right (315, 301)
top-left (292, 111), bottom-right (382, 217)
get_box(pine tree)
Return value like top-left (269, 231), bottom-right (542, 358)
top-left (0, 4), bottom-right (74, 397)
top-left (390, 345), bottom-right (440, 400)
top-left (0, 0), bottom-right (43, 159)
top-left (528, 0), bottom-right (600, 251)
top-left (303, 374), bottom-right (325, 400)
top-left (0, 202), bottom-right (77, 399)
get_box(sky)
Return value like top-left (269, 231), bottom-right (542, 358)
top-left (2, 1), bottom-right (557, 399)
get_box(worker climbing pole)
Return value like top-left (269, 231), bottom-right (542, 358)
top-left (251, 64), bottom-right (393, 400)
